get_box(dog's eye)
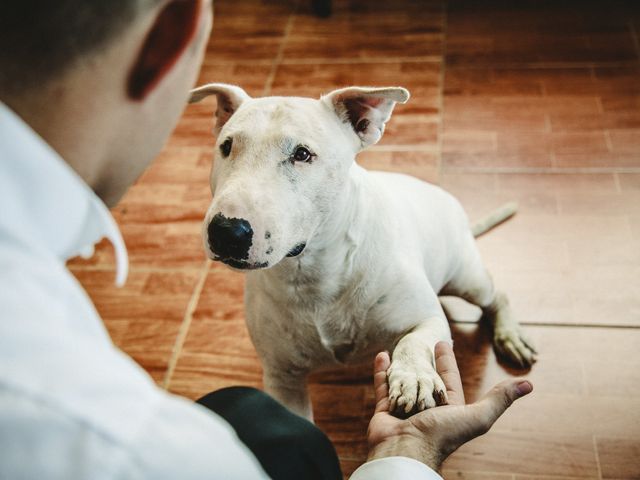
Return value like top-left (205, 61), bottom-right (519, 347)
top-left (292, 146), bottom-right (313, 163)
top-left (220, 137), bottom-right (233, 157)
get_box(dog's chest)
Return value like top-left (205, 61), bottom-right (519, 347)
top-left (286, 276), bottom-right (389, 364)
top-left (250, 255), bottom-right (399, 366)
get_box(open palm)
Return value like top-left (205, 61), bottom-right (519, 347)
top-left (366, 343), bottom-right (532, 471)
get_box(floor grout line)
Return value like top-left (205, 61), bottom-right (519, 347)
top-left (436, 0), bottom-right (449, 182)
top-left (204, 58), bottom-right (638, 68)
top-left (281, 55), bottom-right (443, 65)
top-left (450, 320), bottom-right (640, 329)
top-left (262, 2), bottom-right (297, 96)
top-left (205, 56), bottom-right (442, 67)
top-left (161, 258), bottom-right (211, 390)
top-left (442, 166), bottom-right (640, 174)
top-left (593, 434), bottom-right (604, 480)
top-left (439, 470), bottom-right (596, 480)
top-left (604, 130), bottom-right (614, 152)
top-left (368, 144), bottom-right (440, 152)
top-left (446, 60), bottom-right (639, 70)
top-left (69, 265), bottom-right (207, 273)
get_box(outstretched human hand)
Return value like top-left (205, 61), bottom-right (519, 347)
top-left (366, 342), bottom-right (533, 472)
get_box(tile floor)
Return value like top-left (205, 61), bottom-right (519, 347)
top-left (68, 0), bottom-right (640, 478)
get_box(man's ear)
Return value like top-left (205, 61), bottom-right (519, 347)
top-left (321, 86), bottom-right (410, 149)
top-left (189, 83), bottom-right (251, 132)
top-left (127, 0), bottom-right (202, 100)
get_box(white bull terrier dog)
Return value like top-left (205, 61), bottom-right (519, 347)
top-left (189, 83), bottom-right (537, 420)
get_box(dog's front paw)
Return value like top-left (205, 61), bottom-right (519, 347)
top-left (387, 359), bottom-right (448, 416)
top-left (494, 326), bottom-right (537, 368)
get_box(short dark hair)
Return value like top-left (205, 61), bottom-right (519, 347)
top-left (0, 1), bottom-right (161, 97)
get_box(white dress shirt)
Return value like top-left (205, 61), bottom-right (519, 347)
top-left (0, 102), bottom-right (441, 480)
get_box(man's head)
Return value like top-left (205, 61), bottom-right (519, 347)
top-left (189, 83), bottom-right (409, 271)
top-left (0, 1), bottom-right (213, 206)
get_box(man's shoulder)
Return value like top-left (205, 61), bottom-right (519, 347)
top-left (0, 236), bottom-right (153, 445)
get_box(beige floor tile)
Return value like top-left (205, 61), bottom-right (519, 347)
top-left (443, 430), bottom-right (598, 477)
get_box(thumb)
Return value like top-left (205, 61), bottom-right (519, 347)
top-left (373, 351), bottom-right (391, 414)
top-left (469, 379), bottom-right (533, 435)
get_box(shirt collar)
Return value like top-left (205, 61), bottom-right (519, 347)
top-left (0, 102), bottom-right (128, 286)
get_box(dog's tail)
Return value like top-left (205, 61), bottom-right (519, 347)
top-left (471, 201), bottom-right (518, 237)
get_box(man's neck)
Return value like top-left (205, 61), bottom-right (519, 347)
top-left (4, 81), bottom-right (110, 190)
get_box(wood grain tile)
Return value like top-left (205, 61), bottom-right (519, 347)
top-left (516, 476), bottom-right (599, 480)
top-left (284, 0), bottom-right (445, 60)
top-left (167, 268), bottom-right (261, 398)
top-left (597, 437), bottom-right (640, 479)
top-left (558, 191), bottom-right (640, 216)
top-left (618, 173), bottom-right (640, 192)
top-left (445, 67), bottom-right (544, 96)
top-left (357, 150), bottom-right (439, 183)
top-left (554, 152), bottom-right (640, 169)
top-left (439, 173), bottom-right (560, 218)
top-left (70, 269), bottom-right (200, 383)
top-left (446, 0), bottom-right (640, 66)
top-left (205, 0), bottom-right (295, 63)
top-left (551, 131), bottom-right (610, 156)
top-left (272, 61), bottom-right (441, 101)
top-left (443, 431), bottom-right (598, 477)
top-left (609, 129), bottom-right (640, 153)
top-left (441, 471), bottom-right (513, 480)
top-left (495, 172), bottom-right (619, 194)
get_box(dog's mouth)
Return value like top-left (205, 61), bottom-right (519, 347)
top-left (286, 243), bottom-right (306, 257)
top-left (215, 256), bottom-right (269, 270)
top-left (212, 243), bottom-right (306, 269)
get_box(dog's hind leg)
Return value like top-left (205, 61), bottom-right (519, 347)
top-left (442, 237), bottom-right (537, 368)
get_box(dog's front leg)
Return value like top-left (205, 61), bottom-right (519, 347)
top-left (263, 366), bottom-right (313, 421)
top-left (388, 317), bottom-right (451, 416)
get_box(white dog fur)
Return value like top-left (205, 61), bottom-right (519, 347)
top-left (190, 83), bottom-right (537, 420)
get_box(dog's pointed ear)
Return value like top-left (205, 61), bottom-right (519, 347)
top-left (321, 86), bottom-right (410, 149)
top-left (189, 83), bottom-right (251, 132)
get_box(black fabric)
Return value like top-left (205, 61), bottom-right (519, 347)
top-left (197, 386), bottom-right (343, 480)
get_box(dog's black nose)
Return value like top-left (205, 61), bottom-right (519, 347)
top-left (208, 213), bottom-right (253, 260)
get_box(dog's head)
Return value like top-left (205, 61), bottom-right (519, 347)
top-left (190, 83), bottom-right (409, 270)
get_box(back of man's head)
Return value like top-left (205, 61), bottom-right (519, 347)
top-left (0, 1), bottom-right (161, 99)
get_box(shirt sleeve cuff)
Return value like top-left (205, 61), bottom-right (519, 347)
top-left (349, 456), bottom-right (443, 480)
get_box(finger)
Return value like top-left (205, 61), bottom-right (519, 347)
top-left (432, 373), bottom-right (449, 406)
top-left (434, 342), bottom-right (465, 405)
top-left (470, 379), bottom-right (533, 434)
top-left (373, 351), bottom-right (391, 414)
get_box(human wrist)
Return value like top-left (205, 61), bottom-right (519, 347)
top-left (367, 430), bottom-right (442, 472)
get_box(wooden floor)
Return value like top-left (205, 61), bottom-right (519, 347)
top-left (69, 0), bottom-right (640, 478)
